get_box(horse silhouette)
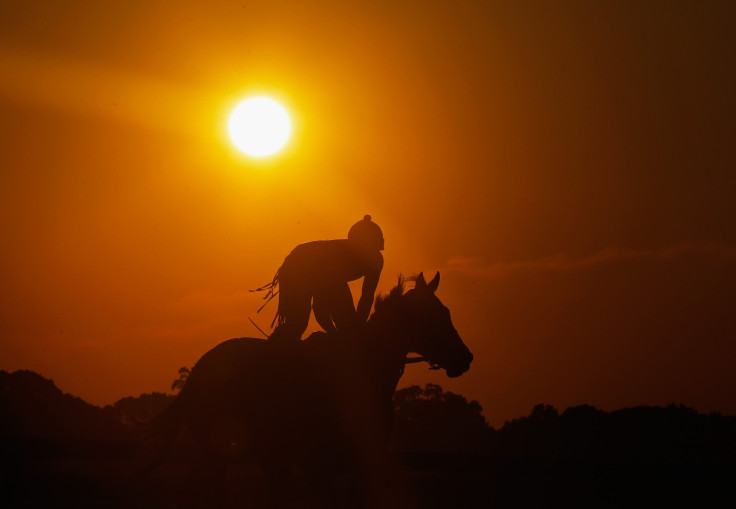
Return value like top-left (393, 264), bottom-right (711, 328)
top-left (147, 272), bottom-right (472, 507)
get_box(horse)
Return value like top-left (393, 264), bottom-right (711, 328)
top-left (148, 272), bottom-right (473, 507)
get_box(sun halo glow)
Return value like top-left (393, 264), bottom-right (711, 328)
top-left (228, 97), bottom-right (292, 157)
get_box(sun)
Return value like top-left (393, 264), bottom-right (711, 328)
top-left (228, 96), bottom-right (292, 157)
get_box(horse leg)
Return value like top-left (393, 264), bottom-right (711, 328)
top-left (352, 448), bottom-right (415, 509)
top-left (303, 464), bottom-right (342, 509)
top-left (260, 459), bottom-right (296, 509)
top-left (185, 426), bottom-right (229, 509)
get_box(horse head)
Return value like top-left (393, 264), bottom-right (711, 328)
top-left (373, 272), bottom-right (473, 378)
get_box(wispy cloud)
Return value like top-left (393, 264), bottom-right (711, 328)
top-left (444, 242), bottom-right (736, 280)
top-left (0, 46), bottom-right (212, 135)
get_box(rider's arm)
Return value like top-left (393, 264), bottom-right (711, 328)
top-left (356, 254), bottom-right (383, 323)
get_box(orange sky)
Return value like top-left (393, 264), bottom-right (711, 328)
top-left (2, 1), bottom-right (735, 426)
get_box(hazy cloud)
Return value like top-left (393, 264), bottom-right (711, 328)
top-left (444, 242), bottom-right (736, 280)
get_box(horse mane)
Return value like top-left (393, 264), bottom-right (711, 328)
top-left (373, 274), bottom-right (404, 310)
top-left (372, 273), bottom-right (424, 317)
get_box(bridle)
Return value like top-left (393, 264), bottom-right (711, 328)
top-left (404, 356), bottom-right (441, 370)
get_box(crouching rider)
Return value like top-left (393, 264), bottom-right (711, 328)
top-left (252, 215), bottom-right (384, 344)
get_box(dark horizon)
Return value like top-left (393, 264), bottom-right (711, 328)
top-left (4, 367), bottom-right (735, 435)
top-left (4, 367), bottom-right (735, 507)
top-left (2, 0), bottom-right (736, 429)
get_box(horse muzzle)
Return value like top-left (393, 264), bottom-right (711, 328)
top-left (444, 348), bottom-right (473, 378)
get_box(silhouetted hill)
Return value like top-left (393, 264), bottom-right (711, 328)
top-left (0, 370), bottom-right (128, 440)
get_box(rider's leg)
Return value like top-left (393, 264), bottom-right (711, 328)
top-left (323, 283), bottom-right (359, 336)
top-left (312, 293), bottom-right (338, 335)
top-left (272, 289), bottom-right (311, 343)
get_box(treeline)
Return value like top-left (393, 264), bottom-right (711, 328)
top-left (489, 402), bottom-right (736, 464)
top-left (2, 369), bottom-right (735, 465)
top-left (395, 385), bottom-right (736, 465)
top-left (0, 370), bottom-right (172, 441)
top-left (0, 370), bottom-right (129, 440)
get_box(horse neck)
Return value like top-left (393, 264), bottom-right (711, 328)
top-left (363, 310), bottom-right (412, 395)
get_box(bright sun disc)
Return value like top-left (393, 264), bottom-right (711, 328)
top-left (228, 97), bottom-right (291, 157)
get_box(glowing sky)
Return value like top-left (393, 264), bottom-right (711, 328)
top-left (1, 0), bottom-right (735, 426)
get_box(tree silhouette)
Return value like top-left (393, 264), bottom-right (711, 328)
top-left (111, 392), bottom-right (174, 426)
top-left (392, 383), bottom-right (492, 453)
top-left (170, 366), bottom-right (190, 392)
top-left (496, 403), bottom-right (562, 458)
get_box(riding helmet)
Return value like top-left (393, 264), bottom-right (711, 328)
top-left (348, 215), bottom-right (384, 251)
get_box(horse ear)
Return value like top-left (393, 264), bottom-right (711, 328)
top-left (415, 272), bottom-right (427, 290)
top-left (428, 271), bottom-right (440, 293)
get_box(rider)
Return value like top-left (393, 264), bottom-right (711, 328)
top-left (254, 215), bottom-right (384, 344)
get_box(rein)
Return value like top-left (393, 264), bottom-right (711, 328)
top-left (403, 356), bottom-right (441, 370)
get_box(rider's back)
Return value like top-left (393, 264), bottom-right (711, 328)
top-left (280, 239), bottom-right (382, 289)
